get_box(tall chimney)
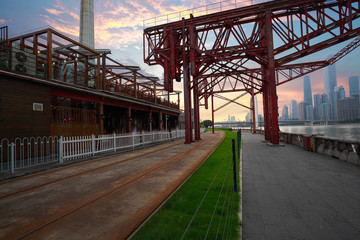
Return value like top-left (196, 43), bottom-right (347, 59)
top-left (80, 0), bottom-right (94, 49)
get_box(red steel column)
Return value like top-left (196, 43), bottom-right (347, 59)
top-left (183, 57), bottom-right (192, 143)
top-left (262, 67), bottom-right (271, 141)
top-left (190, 19), bottom-right (200, 141)
top-left (183, 18), bottom-right (192, 143)
top-left (251, 88), bottom-right (256, 134)
top-left (193, 78), bottom-right (201, 140)
top-left (265, 10), bottom-right (279, 144)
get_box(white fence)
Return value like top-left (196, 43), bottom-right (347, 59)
top-left (0, 129), bottom-right (206, 175)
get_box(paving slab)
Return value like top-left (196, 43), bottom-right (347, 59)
top-left (241, 132), bottom-right (360, 240)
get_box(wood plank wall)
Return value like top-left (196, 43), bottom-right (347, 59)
top-left (0, 75), bottom-right (51, 140)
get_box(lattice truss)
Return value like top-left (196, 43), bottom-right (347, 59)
top-left (144, 0), bottom-right (360, 98)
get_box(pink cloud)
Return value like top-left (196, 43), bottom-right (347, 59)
top-left (44, 8), bottom-right (63, 16)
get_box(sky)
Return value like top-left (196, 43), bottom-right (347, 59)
top-left (1, 0), bottom-right (360, 122)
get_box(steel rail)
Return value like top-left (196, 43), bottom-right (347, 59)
top-left (13, 132), bottom-right (222, 240)
top-left (0, 140), bottom-right (184, 200)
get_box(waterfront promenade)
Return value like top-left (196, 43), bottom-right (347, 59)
top-left (242, 132), bottom-right (360, 240)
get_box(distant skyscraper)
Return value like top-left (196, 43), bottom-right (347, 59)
top-left (337, 98), bottom-right (360, 121)
top-left (321, 94), bottom-right (329, 104)
top-left (320, 93), bottom-right (329, 121)
top-left (290, 100), bottom-right (298, 120)
top-left (313, 94), bottom-right (321, 120)
top-left (245, 112), bottom-right (250, 122)
top-left (306, 105), bottom-right (314, 120)
top-left (297, 101), bottom-right (309, 120)
top-left (334, 86), bottom-right (346, 100)
top-left (231, 116), bottom-right (235, 122)
top-left (349, 76), bottom-right (359, 97)
top-left (319, 103), bottom-right (329, 121)
top-left (303, 75), bottom-right (313, 107)
top-left (324, 64), bottom-right (337, 120)
top-left (282, 105), bottom-right (289, 120)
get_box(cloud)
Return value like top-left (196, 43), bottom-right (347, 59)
top-left (44, 8), bottom-right (63, 16)
top-left (0, 19), bottom-right (12, 24)
top-left (41, 0), bottom-right (79, 37)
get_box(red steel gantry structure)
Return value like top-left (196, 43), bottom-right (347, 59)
top-left (144, 0), bottom-right (360, 144)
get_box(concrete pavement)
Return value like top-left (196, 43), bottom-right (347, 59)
top-left (242, 132), bottom-right (360, 240)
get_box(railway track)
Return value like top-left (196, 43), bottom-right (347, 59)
top-left (0, 132), bottom-right (224, 240)
top-left (0, 140), bottom-right (185, 199)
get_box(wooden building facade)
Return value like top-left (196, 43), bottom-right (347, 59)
top-left (0, 26), bottom-right (180, 140)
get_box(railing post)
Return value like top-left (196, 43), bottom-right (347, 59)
top-left (142, 131), bottom-right (145, 145)
top-left (113, 133), bottom-right (116, 152)
top-left (91, 134), bottom-right (95, 156)
top-left (58, 136), bottom-right (63, 163)
top-left (10, 142), bottom-right (15, 174)
top-left (132, 132), bottom-right (135, 149)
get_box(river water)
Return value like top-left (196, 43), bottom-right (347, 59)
top-left (279, 124), bottom-right (360, 142)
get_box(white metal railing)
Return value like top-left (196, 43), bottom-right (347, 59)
top-left (0, 136), bottom-right (59, 174)
top-left (1, 129), bottom-right (195, 174)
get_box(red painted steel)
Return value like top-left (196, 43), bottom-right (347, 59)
top-left (144, 0), bottom-right (360, 144)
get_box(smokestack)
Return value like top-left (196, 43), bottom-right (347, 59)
top-left (80, 0), bottom-right (94, 49)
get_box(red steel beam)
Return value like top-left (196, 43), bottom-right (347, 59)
top-left (143, 0), bottom-right (360, 145)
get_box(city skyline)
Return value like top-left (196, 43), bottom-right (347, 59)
top-left (286, 71), bottom-right (360, 121)
top-left (1, 0), bottom-right (360, 122)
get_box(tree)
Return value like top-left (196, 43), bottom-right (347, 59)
top-left (200, 120), bottom-right (213, 128)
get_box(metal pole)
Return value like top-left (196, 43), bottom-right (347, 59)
top-left (232, 139), bottom-right (238, 192)
top-left (58, 136), bottom-right (63, 163)
top-left (211, 92), bottom-right (215, 134)
top-left (11, 142), bottom-right (15, 174)
top-left (91, 134), bottom-right (95, 156)
top-left (113, 133), bottom-right (116, 152)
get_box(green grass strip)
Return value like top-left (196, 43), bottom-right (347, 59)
top-left (132, 131), bottom-right (241, 240)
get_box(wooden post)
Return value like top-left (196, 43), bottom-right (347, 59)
top-left (47, 29), bottom-right (52, 79)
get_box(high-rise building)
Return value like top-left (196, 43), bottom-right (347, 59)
top-left (337, 98), bottom-right (360, 120)
top-left (321, 93), bottom-right (328, 104)
top-left (313, 94), bottom-right (321, 120)
top-left (282, 105), bottom-right (289, 120)
top-left (306, 105), bottom-right (314, 120)
top-left (304, 75), bottom-right (313, 107)
top-left (290, 100), bottom-right (298, 120)
top-left (245, 112), bottom-right (250, 122)
top-left (324, 64), bottom-right (337, 120)
top-left (319, 103), bottom-right (329, 121)
top-left (334, 85), bottom-right (346, 120)
top-left (231, 116), bottom-right (236, 122)
top-left (320, 93), bottom-right (330, 120)
top-left (334, 86), bottom-right (346, 100)
top-left (80, 0), bottom-right (95, 49)
top-left (349, 76), bottom-right (359, 97)
top-left (297, 101), bottom-right (309, 120)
